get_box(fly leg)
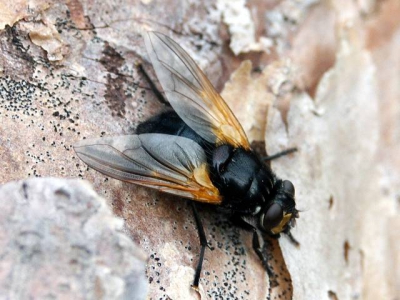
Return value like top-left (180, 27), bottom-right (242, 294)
top-left (263, 148), bottom-right (297, 161)
top-left (190, 202), bottom-right (209, 291)
top-left (283, 227), bottom-right (300, 247)
top-left (252, 230), bottom-right (275, 278)
top-left (231, 215), bottom-right (274, 278)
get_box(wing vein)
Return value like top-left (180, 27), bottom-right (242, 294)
top-left (145, 31), bottom-right (250, 149)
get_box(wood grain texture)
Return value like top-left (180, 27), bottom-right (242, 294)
top-left (0, 0), bottom-right (399, 299)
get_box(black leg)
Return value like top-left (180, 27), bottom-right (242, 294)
top-left (252, 230), bottom-right (274, 278)
top-left (137, 63), bottom-right (170, 106)
top-left (231, 215), bottom-right (275, 278)
top-left (285, 230), bottom-right (300, 247)
top-left (190, 202), bottom-right (208, 291)
top-left (263, 147), bottom-right (297, 161)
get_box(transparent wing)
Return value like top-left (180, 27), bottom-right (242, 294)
top-left (144, 31), bottom-right (250, 150)
top-left (74, 134), bottom-right (221, 204)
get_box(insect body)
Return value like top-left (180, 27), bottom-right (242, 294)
top-left (74, 31), bottom-right (299, 290)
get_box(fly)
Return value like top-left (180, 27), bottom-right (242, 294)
top-left (74, 31), bottom-right (299, 290)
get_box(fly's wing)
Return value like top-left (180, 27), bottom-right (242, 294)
top-left (144, 31), bottom-right (250, 150)
top-left (74, 134), bottom-right (222, 204)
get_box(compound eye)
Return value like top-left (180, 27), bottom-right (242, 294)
top-left (262, 203), bottom-right (283, 230)
top-left (283, 180), bottom-right (295, 197)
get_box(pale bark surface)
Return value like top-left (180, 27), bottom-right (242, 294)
top-left (0, 178), bottom-right (148, 299)
top-left (0, 0), bottom-right (399, 299)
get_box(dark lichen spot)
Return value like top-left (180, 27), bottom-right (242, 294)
top-left (100, 42), bottom-right (124, 74)
top-left (55, 188), bottom-right (71, 200)
top-left (103, 74), bottom-right (126, 117)
top-left (329, 195), bottom-right (334, 209)
top-left (343, 240), bottom-right (350, 264)
top-left (99, 42), bottom-right (127, 117)
top-left (328, 290), bottom-right (339, 300)
top-left (22, 182), bottom-right (28, 199)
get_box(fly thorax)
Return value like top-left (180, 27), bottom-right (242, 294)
top-left (211, 146), bottom-right (275, 212)
top-left (246, 167), bottom-right (275, 204)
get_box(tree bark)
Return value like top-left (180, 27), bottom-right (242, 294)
top-left (0, 0), bottom-right (399, 299)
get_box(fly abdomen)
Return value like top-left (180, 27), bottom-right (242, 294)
top-left (136, 110), bottom-right (214, 151)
